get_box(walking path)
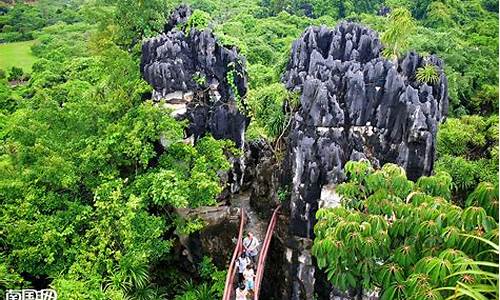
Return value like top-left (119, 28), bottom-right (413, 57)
top-left (230, 192), bottom-right (267, 243)
top-left (222, 191), bottom-right (281, 300)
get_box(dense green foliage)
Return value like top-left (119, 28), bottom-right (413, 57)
top-left (0, 0), bottom-right (83, 42)
top-left (0, 0), bottom-right (498, 299)
top-left (313, 161), bottom-right (498, 299)
top-left (0, 2), bottom-right (235, 299)
top-left (436, 115), bottom-right (498, 202)
top-left (257, 0), bottom-right (499, 116)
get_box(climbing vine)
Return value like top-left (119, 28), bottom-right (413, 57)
top-left (226, 61), bottom-right (245, 112)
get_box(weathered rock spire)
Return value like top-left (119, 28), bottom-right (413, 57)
top-left (140, 5), bottom-right (249, 148)
top-left (280, 22), bottom-right (448, 299)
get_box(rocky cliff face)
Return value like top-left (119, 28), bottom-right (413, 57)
top-left (280, 22), bottom-right (448, 299)
top-left (283, 22), bottom-right (448, 239)
top-left (140, 5), bottom-right (249, 148)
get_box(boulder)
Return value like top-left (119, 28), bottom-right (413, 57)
top-left (175, 205), bottom-right (240, 268)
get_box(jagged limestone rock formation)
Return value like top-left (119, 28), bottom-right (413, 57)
top-left (281, 22), bottom-right (448, 299)
top-left (283, 21), bottom-right (448, 240)
top-left (140, 6), bottom-right (250, 274)
top-left (140, 5), bottom-right (249, 148)
top-left (140, 11), bottom-right (449, 299)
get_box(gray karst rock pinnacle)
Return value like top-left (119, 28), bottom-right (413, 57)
top-left (282, 22), bottom-right (448, 239)
top-left (279, 22), bottom-right (448, 299)
top-left (140, 5), bottom-right (249, 148)
top-left (139, 8), bottom-right (250, 283)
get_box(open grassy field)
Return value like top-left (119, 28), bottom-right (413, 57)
top-left (0, 40), bottom-right (36, 74)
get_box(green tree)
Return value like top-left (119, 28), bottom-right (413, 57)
top-left (111, 0), bottom-right (171, 48)
top-left (381, 7), bottom-right (416, 60)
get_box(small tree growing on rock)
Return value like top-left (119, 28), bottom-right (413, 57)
top-left (381, 7), bottom-right (416, 61)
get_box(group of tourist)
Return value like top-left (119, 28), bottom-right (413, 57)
top-left (236, 232), bottom-right (259, 299)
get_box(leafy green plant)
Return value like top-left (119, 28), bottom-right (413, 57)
top-left (313, 161), bottom-right (499, 299)
top-left (185, 10), bottom-right (211, 33)
top-left (198, 256), bottom-right (226, 297)
top-left (466, 182), bottom-right (499, 221)
top-left (247, 82), bottom-right (299, 142)
top-left (175, 217), bottom-right (205, 236)
top-left (192, 71), bottom-right (207, 86)
top-left (416, 64), bottom-right (440, 84)
top-left (436, 235), bottom-right (499, 300)
top-left (381, 7), bottom-right (416, 60)
top-left (173, 257), bottom-right (225, 299)
top-left (277, 185), bottom-right (290, 202)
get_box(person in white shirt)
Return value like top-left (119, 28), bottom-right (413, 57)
top-left (243, 232), bottom-right (259, 263)
top-left (235, 283), bottom-right (248, 300)
top-left (243, 264), bottom-right (255, 292)
top-left (237, 253), bottom-right (251, 284)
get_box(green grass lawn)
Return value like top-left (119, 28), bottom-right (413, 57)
top-left (0, 40), bottom-right (36, 74)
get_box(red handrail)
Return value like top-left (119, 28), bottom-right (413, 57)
top-left (253, 205), bottom-right (281, 300)
top-left (222, 208), bottom-right (246, 300)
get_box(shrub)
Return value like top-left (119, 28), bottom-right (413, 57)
top-left (415, 64), bottom-right (439, 84)
top-left (7, 66), bottom-right (24, 81)
top-left (313, 161), bottom-right (499, 299)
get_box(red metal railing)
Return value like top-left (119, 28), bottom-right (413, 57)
top-left (253, 205), bottom-right (281, 300)
top-left (222, 208), bottom-right (246, 300)
top-left (222, 205), bottom-right (281, 300)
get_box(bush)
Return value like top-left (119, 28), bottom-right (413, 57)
top-left (7, 66), bottom-right (24, 81)
top-left (185, 9), bottom-right (211, 32)
top-left (313, 160), bottom-right (499, 299)
top-left (436, 115), bottom-right (498, 201)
